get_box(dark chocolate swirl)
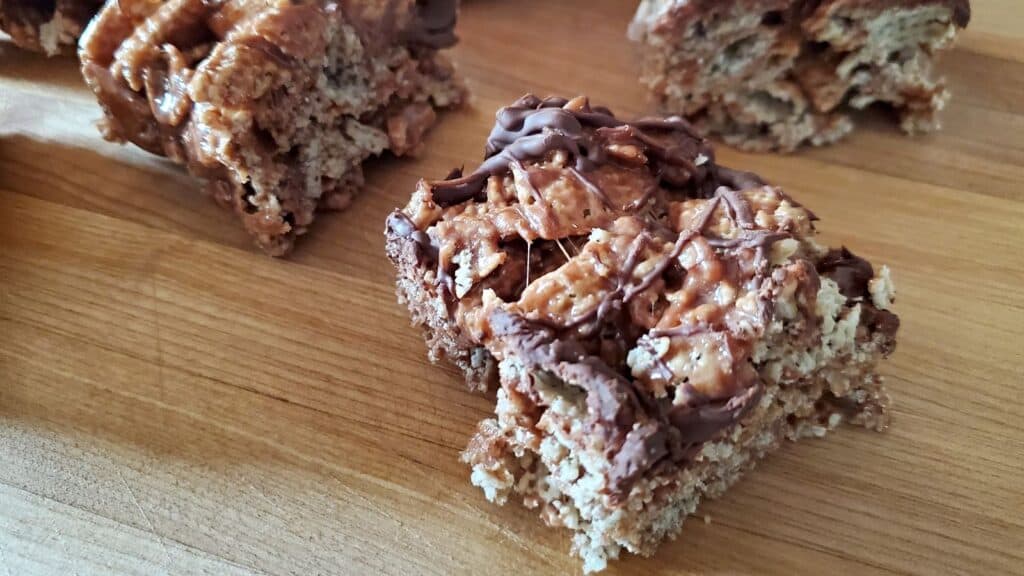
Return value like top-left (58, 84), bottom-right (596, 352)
top-left (430, 94), bottom-right (716, 206)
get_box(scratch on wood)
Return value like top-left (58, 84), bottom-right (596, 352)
top-left (117, 470), bottom-right (173, 569)
top-left (490, 519), bottom-right (561, 568)
top-left (0, 538), bottom-right (13, 576)
top-left (330, 475), bottom-right (396, 524)
top-left (328, 475), bottom-right (421, 546)
top-left (249, 483), bottom-right (289, 521)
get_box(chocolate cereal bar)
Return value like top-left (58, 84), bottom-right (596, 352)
top-left (629, 0), bottom-right (971, 151)
top-left (80, 0), bottom-right (464, 255)
top-left (386, 95), bottom-right (899, 571)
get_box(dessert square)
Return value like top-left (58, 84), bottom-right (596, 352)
top-left (386, 95), bottom-right (899, 571)
top-left (629, 0), bottom-right (971, 151)
top-left (80, 0), bottom-right (464, 255)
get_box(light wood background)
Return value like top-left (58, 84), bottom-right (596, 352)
top-left (1, 1), bottom-right (1022, 574)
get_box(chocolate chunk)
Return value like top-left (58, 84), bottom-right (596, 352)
top-left (818, 247), bottom-right (874, 300)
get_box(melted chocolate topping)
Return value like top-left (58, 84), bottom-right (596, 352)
top-left (489, 308), bottom-right (642, 436)
top-left (430, 94), bottom-right (715, 207)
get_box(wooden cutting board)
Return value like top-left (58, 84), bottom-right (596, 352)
top-left (1, 1), bottom-right (1022, 574)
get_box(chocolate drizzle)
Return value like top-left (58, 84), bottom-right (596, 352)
top-left (718, 186), bottom-right (755, 228)
top-left (430, 94), bottom-right (714, 207)
top-left (568, 197), bottom-right (723, 337)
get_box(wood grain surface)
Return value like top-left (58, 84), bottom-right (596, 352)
top-left (1, 1), bottom-right (1022, 574)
